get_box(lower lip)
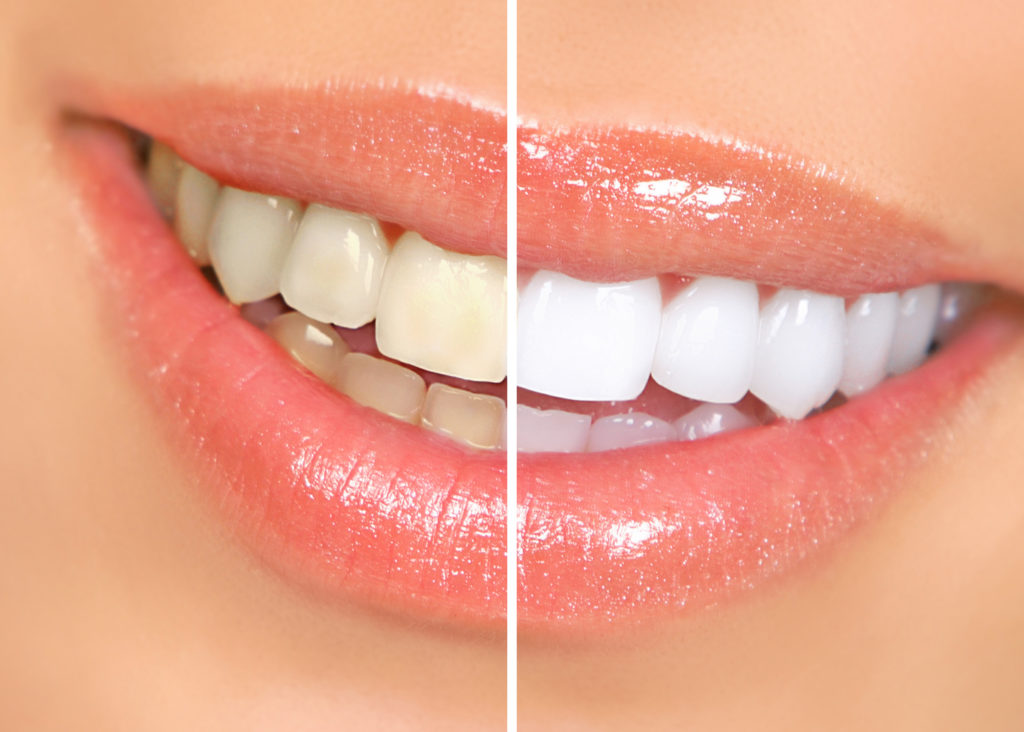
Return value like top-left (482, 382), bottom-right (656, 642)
top-left (67, 125), bottom-right (507, 627)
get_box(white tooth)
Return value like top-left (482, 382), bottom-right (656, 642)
top-left (517, 405), bottom-right (592, 453)
top-left (207, 188), bottom-right (302, 304)
top-left (145, 141), bottom-right (182, 219)
top-left (838, 292), bottom-right (899, 396)
top-left (586, 412), bottom-right (676, 452)
top-left (421, 383), bottom-right (505, 450)
top-left (265, 312), bottom-right (351, 383)
top-left (674, 403), bottom-right (758, 441)
top-left (173, 163), bottom-right (219, 266)
top-left (375, 232), bottom-right (506, 382)
top-left (935, 283), bottom-right (985, 345)
top-left (518, 271), bottom-right (661, 401)
top-left (888, 284), bottom-right (941, 375)
top-left (279, 204), bottom-right (390, 328)
top-left (750, 289), bottom-right (846, 419)
top-left (652, 276), bottom-right (758, 403)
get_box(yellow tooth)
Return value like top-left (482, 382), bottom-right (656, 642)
top-left (375, 232), bottom-right (506, 383)
top-left (335, 353), bottom-right (426, 424)
top-left (421, 383), bottom-right (505, 450)
top-left (265, 312), bottom-right (350, 382)
top-left (145, 141), bottom-right (182, 219)
top-left (173, 163), bottom-right (219, 266)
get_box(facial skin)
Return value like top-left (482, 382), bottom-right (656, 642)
top-left (518, 1), bottom-right (1024, 730)
top-left (0, 1), bottom-right (504, 730)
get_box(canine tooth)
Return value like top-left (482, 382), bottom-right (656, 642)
top-left (421, 383), bottom-right (505, 449)
top-left (750, 289), bottom-right (846, 419)
top-left (888, 284), bottom-right (941, 375)
top-left (518, 271), bottom-right (661, 401)
top-left (335, 353), bottom-right (426, 424)
top-left (517, 405), bottom-right (592, 453)
top-left (652, 276), bottom-right (758, 403)
top-left (587, 412), bottom-right (676, 452)
top-left (173, 163), bottom-right (219, 266)
top-left (207, 188), bottom-right (302, 304)
top-left (146, 141), bottom-right (182, 219)
top-left (375, 232), bottom-right (506, 382)
top-left (265, 312), bottom-right (350, 382)
top-left (838, 292), bottom-right (899, 396)
top-left (674, 403), bottom-right (758, 441)
top-left (279, 204), bottom-right (390, 328)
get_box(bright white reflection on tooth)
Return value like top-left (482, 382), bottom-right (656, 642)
top-left (674, 403), bottom-right (758, 441)
top-left (888, 284), bottom-right (941, 375)
top-left (587, 412), bottom-right (676, 452)
top-left (279, 204), bottom-right (390, 328)
top-left (208, 188), bottom-right (302, 304)
top-left (935, 283), bottom-right (985, 345)
top-left (652, 276), bottom-right (758, 403)
top-left (750, 289), bottom-right (846, 420)
top-left (518, 271), bottom-right (661, 401)
top-left (173, 163), bottom-right (219, 266)
top-left (517, 405), bottom-right (592, 453)
top-left (265, 312), bottom-right (351, 383)
top-left (375, 233), bottom-right (506, 383)
top-left (146, 141), bottom-right (182, 219)
top-left (838, 292), bottom-right (899, 397)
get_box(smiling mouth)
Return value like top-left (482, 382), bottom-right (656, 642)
top-left (58, 81), bottom-right (1024, 633)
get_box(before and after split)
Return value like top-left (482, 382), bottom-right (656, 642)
top-left (2, 0), bottom-right (1024, 729)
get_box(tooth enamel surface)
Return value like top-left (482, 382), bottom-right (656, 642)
top-left (375, 232), bottom-right (506, 383)
top-left (518, 271), bottom-right (661, 401)
top-left (146, 141), bottom-right (182, 219)
top-left (674, 403), bottom-right (758, 441)
top-left (750, 289), bottom-right (846, 420)
top-left (652, 276), bottom-right (758, 403)
top-left (421, 383), bottom-right (505, 449)
top-left (265, 312), bottom-right (351, 383)
top-left (173, 163), bottom-right (219, 266)
top-left (208, 188), bottom-right (302, 304)
top-left (517, 405), bottom-right (592, 453)
top-left (587, 413), bottom-right (676, 452)
top-left (888, 284), bottom-right (942, 375)
top-left (335, 353), bottom-right (426, 424)
top-left (838, 292), bottom-right (899, 396)
top-left (279, 204), bottom-right (390, 328)
top-left (936, 283), bottom-right (984, 344)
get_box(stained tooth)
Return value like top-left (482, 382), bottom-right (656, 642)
top-left (279, 204), bottom-right (390, 328)
top-left (421, 383), bottom-right (505, 449)
top-left (518, 271), bottom-right (661, 401)
top-left (750, 289), bottom-right (846, 420)
top-left (207, 188), bottom-right (302, 304)
top-left (517, 405), bottom-right (592, 453)
top-left (674, 403), bottom-right (758, 441)
top-left (935, 283), bottom-right (985, 345)
top-left (335, 352), bottom-right (426, 424)
top-left (173, 163), bottom-right (219, 266)
top-left (586, 412), bottom-right (676, 452)
top-left (265, 312), bottom-right (350, 382)
top-left (145, 141), bottom-right (182, 219)
top-left (838, 292), bottom-right (899, 396)
top-left (375, 232), bottom-right (506, 382)
top-left (888, 284), bottom-right (941, 375)
top-left (652, 276), bottom-right (758, 403)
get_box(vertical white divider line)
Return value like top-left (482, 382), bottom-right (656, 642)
top-left (505, 0), bottom-right (518, 726)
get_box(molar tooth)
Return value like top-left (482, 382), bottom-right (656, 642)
top-left (375, 232), bottom-right (506, 382)
top-left (674, 403), bottom-right (758, 441)
top-left (838, 292), bottom-right (899, 396)
top-left (265, 312), bottom-right (350, 383)
top-left (586, 412), bottom-right (676, 452)
top-left (652, 276), bottom-right (758, 403)
top-left (518, 271), bottom-right (661, 401)
top-left (208, 188), bottom-right (302, 304)
top-left (421, 383), bottom-right (505, 450)
top-left (517, 405), bottom-right (592, 453)
top-left (750, 289), bottom-right (846, 420)
top-left (335, 353), bottom-right (426, 424)
top-left (279, 204), bottom-right (390, 328)
top-left (145, 141), bottom-right (182, 219)
top-left (888, 284), bottom-right (941, 375)
top-left (173, 163), bottom-right (219, 266)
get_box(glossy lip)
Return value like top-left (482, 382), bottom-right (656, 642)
top-left (60, 84), bottom-right (508, 628)
top-left (516, 123), bottom-right (1024, 631)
